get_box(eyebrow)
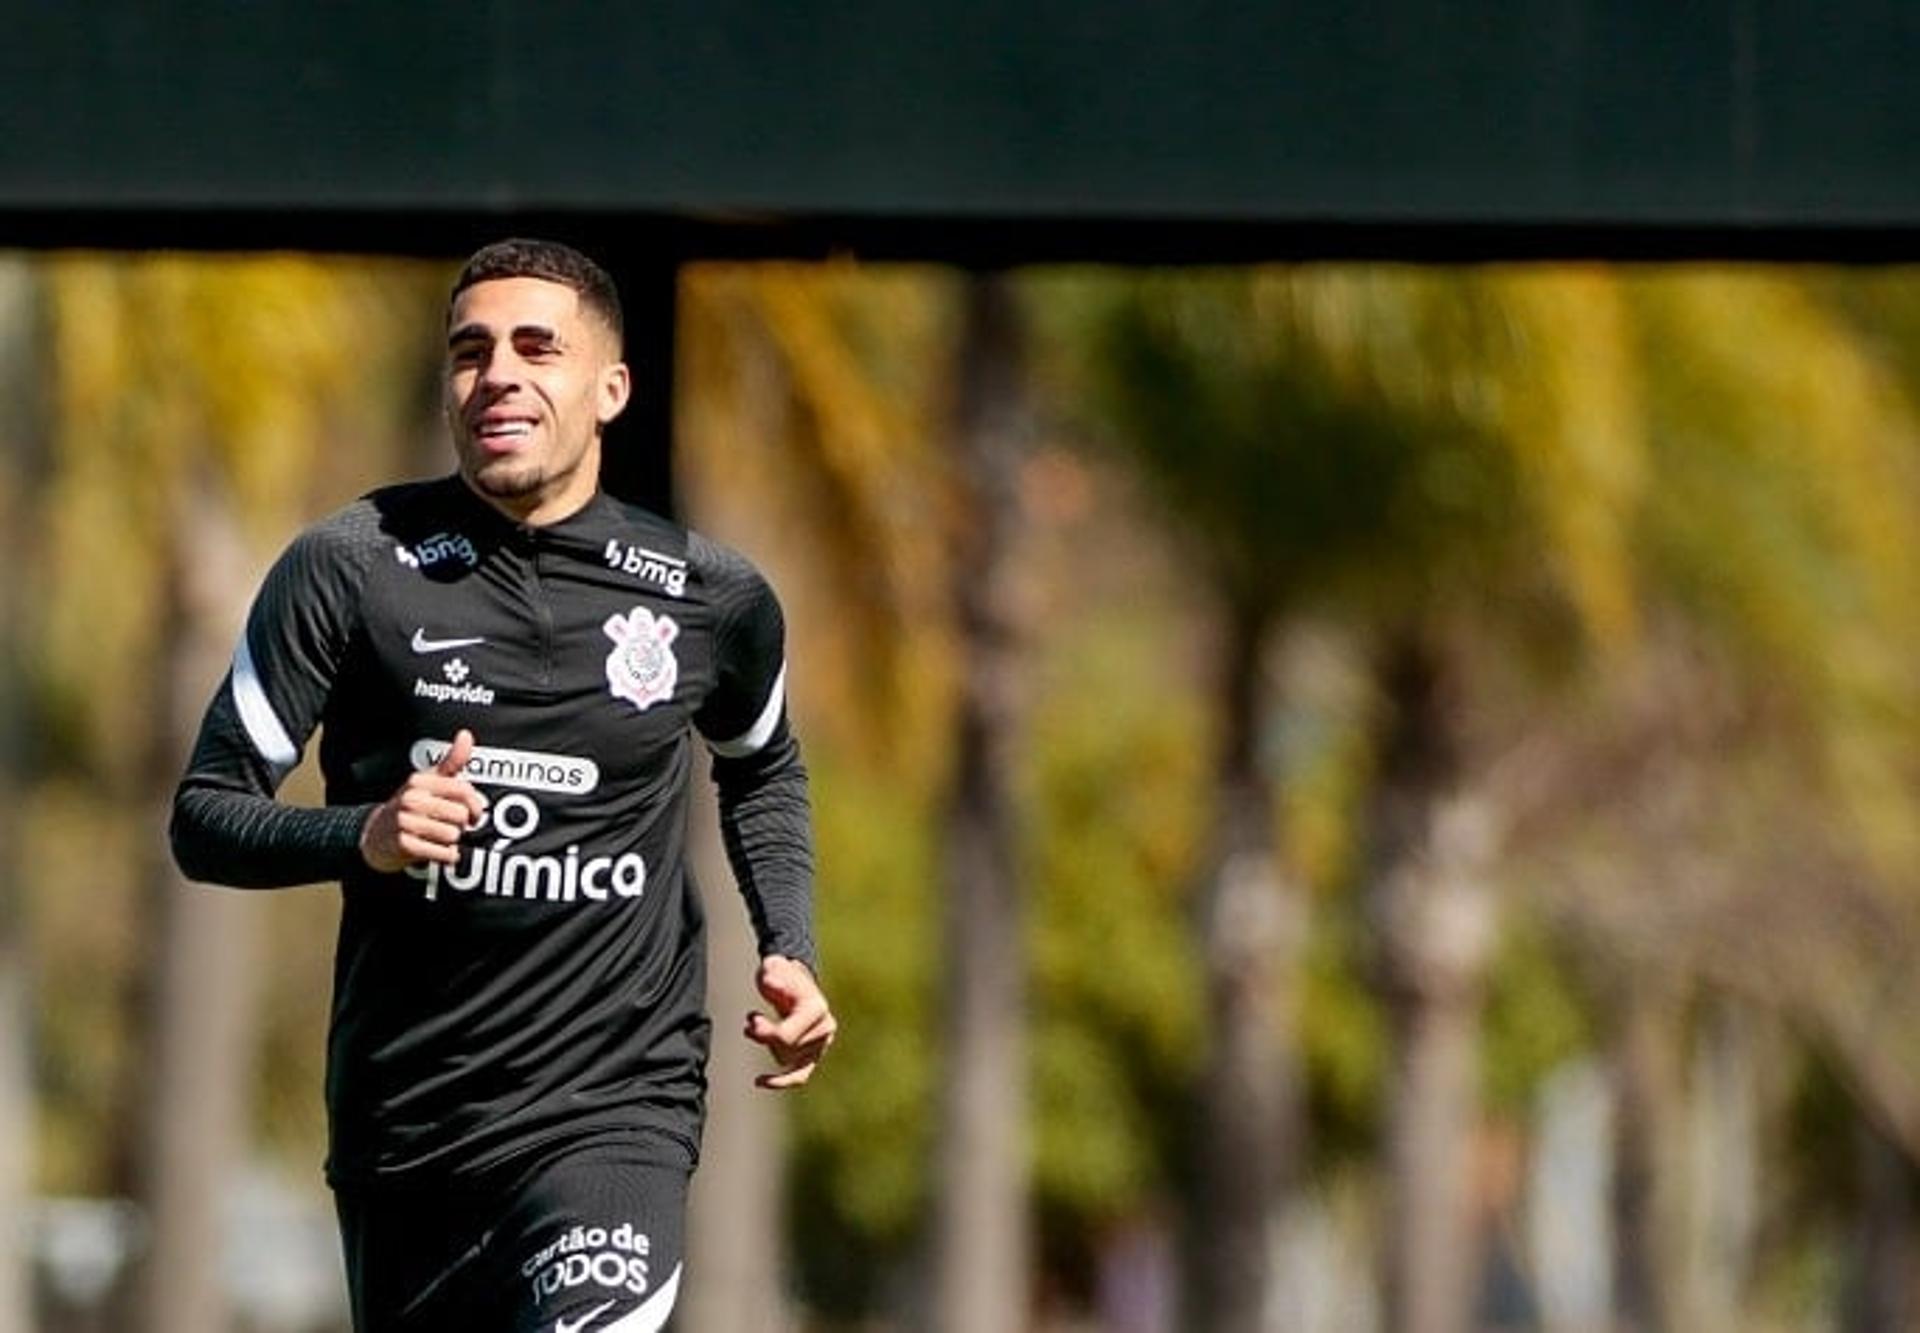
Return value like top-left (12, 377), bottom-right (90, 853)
top-left (447, 323), bottom-right (563, 347)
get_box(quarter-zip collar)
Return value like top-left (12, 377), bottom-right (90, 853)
top-left (441, 473), bottom-right (622, 550)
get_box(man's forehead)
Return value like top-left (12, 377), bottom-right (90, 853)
top-left (448, 276), bottom-right (589, 333)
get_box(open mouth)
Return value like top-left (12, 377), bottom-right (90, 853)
top-left (474, 418), bottom-right (537, 451)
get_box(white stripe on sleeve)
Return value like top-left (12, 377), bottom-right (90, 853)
top-left (707, 662), bottom-right (788, 759)
top-left (230, 632), bottom-right (299, 772)
top-left (602, 1263), bottom-right (682, 1331)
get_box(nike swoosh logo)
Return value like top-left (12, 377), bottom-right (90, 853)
top-left (412, 629), bottom-right (486, 654)
top-left (555, 1300), bottom-right (615, 1333)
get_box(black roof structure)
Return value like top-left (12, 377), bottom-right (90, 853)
top-left (4, 0), bottom-right (1918, 263)
top-left (9, 1), bottom-right (1916, 506)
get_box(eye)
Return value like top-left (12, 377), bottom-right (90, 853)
top-left (449, 342), bottom-right (487, 366)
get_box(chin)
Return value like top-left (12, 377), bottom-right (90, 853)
top-left (470, 460), bottom-right (547, 499)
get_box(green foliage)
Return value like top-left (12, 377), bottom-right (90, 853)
top-left (680, 266), bottom-right (959, 784)
top-left (1275, 635), bottom-right (1389, 1166)
top-left (1778, 1046), bottom-right (1868, 1224)
top-left (1295, 905), bottom-right (1387, 1166)
top-left (1029, 270), bottom-right (1525, 624)
top-left (37, 255), bottom-right (443, 774)
top-left (23, 782), bottom-right (143, 1194)
top-left (1627, 273), bottom-right (1920, 880)
top-left (1025, 617), bottom-right (1208, 1229)
top-left (24, 254), bottom-right (444, 1191)
top-left (1814, 265), bottom-right (1920, 405)
top-left (1478, 905), bottom-right (1594, 1118)
top-left (21, 253), bottom-right (1920, 1326)
top-left (787, 751), bottom-right (938, 1313)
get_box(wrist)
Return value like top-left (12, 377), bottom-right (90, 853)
top-left (355, 802), bottom-right (395, 871)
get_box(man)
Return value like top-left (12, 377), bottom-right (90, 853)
top-left (171, 238), bottom-right (834, 1332)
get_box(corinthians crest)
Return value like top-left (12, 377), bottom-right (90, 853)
top-left (603, 607), bottom-right (680, 712)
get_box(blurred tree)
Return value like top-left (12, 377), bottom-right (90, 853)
top-left (0, 257), bottom-right (47, 1333)
top-left (680, 260), bottom-right (1920, 1333)
top-left (1040, 264), bottom-right (1647, 1333)
top-left (1479, 267), bottom-right (1920, 1331)
top-left (929, 273), bottom-right (1036, 1333)
top-left (1023, 610), bottom-right (1208, 1307)
top-left (1371, 268), bottom-right (1920, 1333)
top-left (41, 255), bottom-right (437, 1333)
top-left (678, 263), bottom-right (953, 1321)
top-left (1352, 268), bottom-right (1642, 1333)
top-left (690, 268), bottom-right (1044, 1329)
top-left (679, 264), bottom-right (954, 778)
top-left (1665, 272), bottom-right (1917, 1328)
top-left (676, 276), bottom-right (800, 1333)
top-left (682, 776), bottom-right (793, 1332)
top-left (1844, 1115), bottom-right (1917, 1332)
top-left (1042, 267), bottom-right (1410, 1331)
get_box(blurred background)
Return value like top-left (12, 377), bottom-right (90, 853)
top-left (0, 253), bottom-right (1916, 1332)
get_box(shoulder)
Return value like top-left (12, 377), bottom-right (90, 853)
top-left (686, 529), bottom-right (773, 598)
top-left (289, 477), bottom-right (481, 575)
top-left (685, 530), bottom-right (786, 651)
top-left (592, 496), bottom-right (778, 608)
top-left (588, 495), bottom-right (782, 625)
top-left (289, 493), bottom-right (387, 560)
top-left (259, 479), bottom-right (455, 616)
top-left (267, 493), bottom-right (392, 591)
top-left (682, 532), bottom-right (791, 737)
top-left (593, 493), bottom-right (695, 554)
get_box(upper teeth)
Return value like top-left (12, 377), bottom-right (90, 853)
top-left (480, 421), bottom-right (532, 437)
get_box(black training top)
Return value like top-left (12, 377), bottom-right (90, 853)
top-left (170, 475), bottom-right (813, 1186)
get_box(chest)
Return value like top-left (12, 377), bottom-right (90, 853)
top-left (351, 546), bottom-right (717, 789)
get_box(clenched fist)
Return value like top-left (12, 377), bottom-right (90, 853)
top-left (359, 728), bottom-right (489, 872)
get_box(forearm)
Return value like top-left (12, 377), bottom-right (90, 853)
top-left (712, 727), bottom-right (816, 969)
top-left (170, 783), bottom-right (373, 889)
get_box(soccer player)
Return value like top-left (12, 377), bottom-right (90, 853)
top-left (171, 238), bottom-right (834, 1332)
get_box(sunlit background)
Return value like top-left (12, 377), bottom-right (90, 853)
top-left (2, 255), bottom-right (1918, 1331)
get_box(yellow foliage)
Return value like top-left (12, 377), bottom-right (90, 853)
top-left (38, 254), bottom-right (440, 766)
top-left (679, 263), bottom-right (958, 790)
top-left (1482, 267), bottom-right (1645, 652)
top-left (1629, 270), bottom-right (1920, 880)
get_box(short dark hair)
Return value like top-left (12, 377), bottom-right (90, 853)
top-left (449, 238), bottom-right (624, 345)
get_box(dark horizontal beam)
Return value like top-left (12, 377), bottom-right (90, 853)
top-left (7, 207), bottom-right (1920, 267)
top-left (5, 1), bottom-right (1918, 257)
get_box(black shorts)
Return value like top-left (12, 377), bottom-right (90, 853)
top-left (335, 1139), bottom-right (690, 1333)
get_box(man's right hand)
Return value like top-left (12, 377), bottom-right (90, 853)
top-left (359, 728), bottom-right (489, 872)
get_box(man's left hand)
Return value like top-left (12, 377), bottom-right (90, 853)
top-left (744, 955), bottom-right (836, 1090)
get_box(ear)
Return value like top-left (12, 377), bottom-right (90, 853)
top-left (597, 361), bottom-right (633, 427)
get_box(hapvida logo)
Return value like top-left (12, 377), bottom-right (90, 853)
top-left (412, 658), bottom-right (494, 706)
top-left (413, 676), bottom-right (496, 706)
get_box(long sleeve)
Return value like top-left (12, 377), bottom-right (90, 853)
top-left (692, 535), bottom-right (816, 968)
top-left (170, 503), bottom-right (381, 888)
top-left (711, 720), bottom-right (815, 967)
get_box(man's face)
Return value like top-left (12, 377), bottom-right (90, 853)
top-left (444, 276), bottom-right (630, 522)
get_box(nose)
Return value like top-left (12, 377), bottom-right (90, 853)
top-left (477, 345), bottom-right (523, 392)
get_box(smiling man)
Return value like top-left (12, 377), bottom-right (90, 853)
top-left (444, 268), bottom-right (621, 520)
top-left (171, 239), bottom-right (834, 1332)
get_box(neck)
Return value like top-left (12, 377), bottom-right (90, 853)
top-left (461, 440), bottom-right (602, 527)
top-left (460, 470), bottom-right (600, 528)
